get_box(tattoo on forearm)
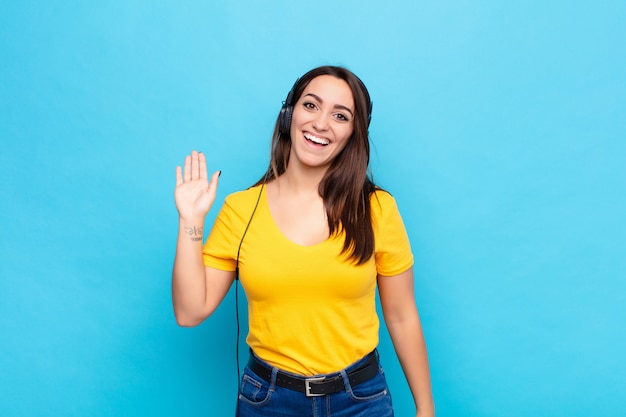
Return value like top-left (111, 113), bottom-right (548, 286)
top-left (184, 226), bottom-right (203, 242)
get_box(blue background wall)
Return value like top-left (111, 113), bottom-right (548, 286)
top-left (1, 1), bottom-right (624, 416)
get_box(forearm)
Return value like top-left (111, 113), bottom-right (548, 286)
top-left (172, 217), bottom-right (208, 326)
top-left (386, 314), bottom-right (435, 416)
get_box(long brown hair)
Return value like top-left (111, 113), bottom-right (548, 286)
top-left (256, 66), bottom-right (378, 265)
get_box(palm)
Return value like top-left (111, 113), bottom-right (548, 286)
top-left (174, 151), bottom-right (219, 221)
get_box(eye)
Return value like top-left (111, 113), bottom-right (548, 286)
top-left (334, 113), bottom-right (350, 122)
top-left (303, 102), bottom-right (317, 110)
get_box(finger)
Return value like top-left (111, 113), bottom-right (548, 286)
top-left (191, 150), bottom-right (199, 180)
top-left (208, 170), bottom-right (220, 188)
top-left (207, 170), bottom-right (221, 199)
top-left (198, 152), bottom-right (208, 180)
top-left (176, 166), bottom-right (183, 186)
top-left (183, 155), bottom-right (191, 182)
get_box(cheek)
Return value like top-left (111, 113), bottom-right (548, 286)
top-left (291, 106), bottom-right (309, 123)
top-left (335, 132), bottom-right (353, 153)
top-left (289, 112), bottom-right (302, 137)
top-left (289, 109), bottom-right (308, 134)
top-left (337, 126), bottom-right (354, 145)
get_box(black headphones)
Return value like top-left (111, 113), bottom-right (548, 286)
top-left (278, 77), bottom-right (373, 135)
top-left (278, 84), bottom-right (297, 135)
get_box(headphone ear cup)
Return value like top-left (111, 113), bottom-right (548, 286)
top-left (278, 104), bottom-right (293, 135)
top-left (278, 85), bottom-right (296, 135)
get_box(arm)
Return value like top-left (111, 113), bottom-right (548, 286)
top-left (172, 150), bottom-right (236, 327)
top-left (378, 267), bottom-right (435, 417)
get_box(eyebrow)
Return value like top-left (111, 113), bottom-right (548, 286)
top-left (303, 93), bottom-right (354, 117)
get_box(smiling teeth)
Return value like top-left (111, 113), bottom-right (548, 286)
top-left (304, 133), bottom-right (329, 145)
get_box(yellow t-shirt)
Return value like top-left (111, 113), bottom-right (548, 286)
top-left (202, 185), bottom-right (413, 375)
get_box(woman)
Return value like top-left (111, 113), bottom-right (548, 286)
top-left (172, 66), bottom-right (434, 416)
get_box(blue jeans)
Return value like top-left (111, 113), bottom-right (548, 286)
top-left (236, 351), bottom-right (394, 417)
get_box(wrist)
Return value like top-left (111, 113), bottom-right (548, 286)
top-left (178, 214), bottom-right (205, 225)
top-left (416, 404), bottom-right (435, 417)
top-left (179, 219), bottom-right (205, 242)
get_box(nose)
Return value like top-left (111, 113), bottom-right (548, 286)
top-left (312, 111), bottom-right (330, 131)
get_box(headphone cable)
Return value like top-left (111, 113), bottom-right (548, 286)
top-left (234, 179), bottom-right (266, 400)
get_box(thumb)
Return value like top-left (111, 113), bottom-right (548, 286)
top-left (207, 170), bottom-right (221, 195)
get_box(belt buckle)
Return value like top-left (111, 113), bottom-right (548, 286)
top-left (304, 376), bottom-right (326, 397)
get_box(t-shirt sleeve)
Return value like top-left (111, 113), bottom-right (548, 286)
top-left (373, 191), bottom-right (414, 276)
top-left (202, 198), bottom-right (240, 272)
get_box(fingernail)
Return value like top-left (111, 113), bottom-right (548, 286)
top-left (218, 170), bottom-right (222, 177)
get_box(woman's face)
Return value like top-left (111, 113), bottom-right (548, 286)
top-left (288, 75), bottom-right (355, 171)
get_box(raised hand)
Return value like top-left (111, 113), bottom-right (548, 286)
top-left (174, 150), bottom-right (220, 222)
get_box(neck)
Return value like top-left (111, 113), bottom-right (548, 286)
top-left (275, 157), bottom-right (329, 197)
top-left (276, 168), bottom-right (323, 196)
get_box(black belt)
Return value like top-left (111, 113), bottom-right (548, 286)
top-left (247, 351), bottom-right (379, 397)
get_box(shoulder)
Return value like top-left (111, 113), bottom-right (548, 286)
top-left (370, 188), bottom-right (398, 214)
top-left (223, 184), bottom-right (264, 208)
top-left (214, 184), bottom-right (265, 225)
top-left (370, 188), bottom-right (409, 233)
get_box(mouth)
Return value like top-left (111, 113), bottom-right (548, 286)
top-left (304, 132), bottom-right (330, 146)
